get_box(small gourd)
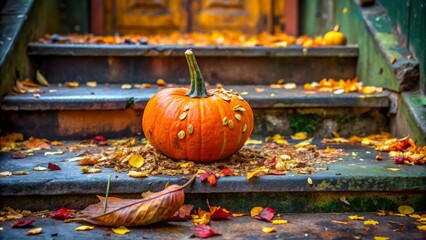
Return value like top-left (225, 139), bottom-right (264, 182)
top-left (142, 50), bottom-right (254, 162)
top-left (323, 25), bottom-right (347, 46)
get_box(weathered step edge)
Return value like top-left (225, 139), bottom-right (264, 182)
top-left (27, 43), bottom-right (359, 57)
top-left (0, 85), bottom-right (390, 111)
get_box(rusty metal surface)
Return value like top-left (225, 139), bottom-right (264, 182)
top-left (0, 213), bottom-right (424, 239)
top-left (28, 44), bottom-right (358, 85)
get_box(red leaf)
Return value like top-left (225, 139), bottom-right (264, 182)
top-left (10, 152), bottom-right (27, 159)
top-left (207, 200), bottom-right (231, 219)
top-left (93, 136), bottom-right (107, 142)
top-left (93, 136), bottom-right (108, 146)
top-left (11, 219), bottom-right (35, 228)
top-left (254, 207), bottom-right (275, 222)
top-left (191, 224), bottom-right (221, 238)
top-left (220, 167), bottom-right (234, 176)
top-left (48, 163), bottom-right (61, 170)
top-left (200, 172), bottom-right (216, 186)
top-left (50, 207), bottom-right (73, 219)
top-left (169, 204), bottom-right (194, 221)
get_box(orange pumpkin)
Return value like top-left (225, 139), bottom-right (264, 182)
top-left (142, 50), bottom-right (254, 162)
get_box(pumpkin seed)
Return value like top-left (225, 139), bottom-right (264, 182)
top-left (187, 124), bottom-right (194, 134)
top-left (222, 116), bottom-right (228, 126)
top-left (233, 105), bottom-right (246, 112)
top-left (178, 130), bottom-right (185, 139)
top-left (235, 113), bottom-right (242, 121)
top-left (228, 120), bottom-right (234, 129)
top-left (179, 112), bottom-right (187, 120)
top-left (217, 93), bottom-right (231, 101)
top-left (183, 104), bottom-right (190, 111)
top-left (243, 123), bottom-right (247, 133)
top-left (237, 95), bottom-right (244, 101)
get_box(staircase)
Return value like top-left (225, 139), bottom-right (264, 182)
top-left (0, 0), bottom-right (425, 239)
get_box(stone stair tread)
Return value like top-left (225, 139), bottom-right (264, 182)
top-left (1, 212), bottom-right (424, 240)
top-left (1, 139), bottom-right (424, 198)
top-left (0, 84), bottom-right (390, 111)
top-left (28, 43), bottom-right (359, 57)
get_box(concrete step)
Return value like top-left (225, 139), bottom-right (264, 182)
top-left (27, 44), bottom-right (358, 85)
top-left (1, 139), bottom-right (425, 212)
top-left (0, 84), bottom-right (390, 139)
top-left (1, 212), bottom-right (425, 239)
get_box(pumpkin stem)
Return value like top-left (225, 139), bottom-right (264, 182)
top-left (185, 49), bottom-right (211, 98)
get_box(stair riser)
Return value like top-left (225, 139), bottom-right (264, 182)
top-left (1, 107), bottom-right (389, 139)
top-left (1, 192), bottom-right (424, 212)
top-left (31, 55), bottom-right (357, 85)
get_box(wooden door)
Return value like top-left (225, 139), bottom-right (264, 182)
top-left (95, 0), bottom-right (297, 35)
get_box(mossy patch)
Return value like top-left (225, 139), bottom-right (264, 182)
top-left (288, 112), bottom-right (322, 134)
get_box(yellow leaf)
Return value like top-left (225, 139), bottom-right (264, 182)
top-left (180, 162), bottom-right (193, 168)
top-left (348, 215), bottom-right (364, 220)
top-left (417, 225), bottom-right (426, 231)
top-left (65, 82), bottom-right (79, 88)
top-left (374, 236), bottom-right (389, 240)
top-left (247, 168), bottom-right (268, 180)
top-left (409, 214), bottom-right (421, 219)
top-left (129, 154), bottom-right (144, 168)
top-left (245, 139), bottom-right (263, 145)
top-left (307, 177), bottom-right (313, 185)
top-left (364, 219), bottom-right (379, 225)
top-left (26, 227), bottom-right (43, 235)
top-left (112, 226), bottom-right (130, 235)
top-left (192, 213), bottom-right (210, 225)
top-left (44, 151), bottom-right (64, 156)
top-left (387, 168), bottom-right (401, 172)
top-left (291, 132), bottom-right (307, 140)
top-left (128, 171), bottom-right (148, 178)
top-left (275, 139), bottom-right (289, 145)
top-left (33, 166), bottom-right (47, 171)
top-left (262, 227), bottom-right (276, 233)
top-left (75, 225), bottom-right (95, 231)
top-left (232, 213), bottom-right (245, 217)
top-left (398, 205), bottom-right (414, 215)
top-left (36, 70), bottom-right (49, 86)
top-left (271, 219), bottom-right (288, 224)
top-left (121, 84), bottom-right (132, 89)
top-left (0, 171), bottom-right (12, 177)
top-left (295, 138), bottom-right (313, 148)
top-left (81, 166), bottom-right (101, 174)
top-left (250, 207), bottom-right (264, 217)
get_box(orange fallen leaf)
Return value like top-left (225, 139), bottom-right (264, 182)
top-left (23, 136), bottom-right (51, 150)
top-left (71, 175), bottom-right (195, 226)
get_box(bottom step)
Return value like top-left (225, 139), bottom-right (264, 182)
top-left (0, 212), bottom-right (425, 239)
top-left (1, 137), bottom-right (425, 212)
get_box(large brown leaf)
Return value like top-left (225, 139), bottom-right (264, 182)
top-left (71, 175), bottom-right (195, 226)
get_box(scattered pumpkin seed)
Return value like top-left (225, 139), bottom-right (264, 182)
top-left (222, 116), bottom-right (229, 126)
top-left (183, 104), bottom-right (190, 111)
top-left (217, 93), bottom-right (231, 101)
top-left (178, 130), bottom-right (185, 139)
top-left (228, 120), bottom-right (234, 129)
top-left (243, 123), bottom-right (247, 133)
top-left (233, 105), bottom-right (246, 112)
top-left (235, 113), bottom-right (242, 121)
top-left (237, 95), bottom-right (244, 101)
top-left (12, 170), bottom-right (29, 175)
top-left (179, 112), bottom-right (187, 120)
top-left (187, 124), bottom-right (194, 134)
